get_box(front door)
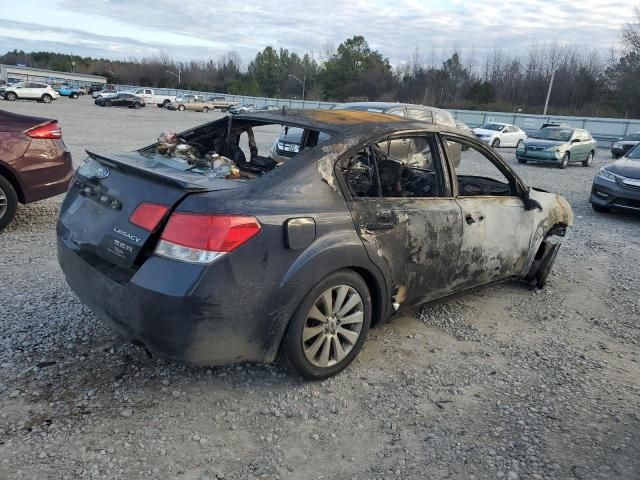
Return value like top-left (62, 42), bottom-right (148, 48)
top-left (340, 133), bottom-right (463, 307)
top-left (442, 135), bottom-right (536, 291)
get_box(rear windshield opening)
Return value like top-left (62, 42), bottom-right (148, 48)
top-left (139, 118), bottom-right (331, 181)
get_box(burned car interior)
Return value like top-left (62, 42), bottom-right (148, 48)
top-left (342, 135), bottom-right (443, 198)
top-left (138, 117), bottom-right (331, 180)
top-left (340, 132), bottom-right (518, 199)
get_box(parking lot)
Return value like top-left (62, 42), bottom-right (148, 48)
top-left (0, 97), bottom-right (639, 480)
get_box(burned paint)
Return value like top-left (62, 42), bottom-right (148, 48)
top-left (317, 154), bottom-right (339, 192)
top-left (305, 109), bottom-right (403, 125)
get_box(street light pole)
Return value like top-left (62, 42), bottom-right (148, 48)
top-left (288, 74), bottom-right (305, 101)
top-left (165, 68), bottom-right (182, 84)
top-left (543, 69), bottom-right (556, 116)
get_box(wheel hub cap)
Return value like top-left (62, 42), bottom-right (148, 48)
top-left (302, 285), bottom-right (364, 368)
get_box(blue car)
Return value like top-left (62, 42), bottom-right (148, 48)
top-left (58, 86), bottom-right (83, 99)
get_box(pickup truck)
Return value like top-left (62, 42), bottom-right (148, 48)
top-left (127, 88), bottom-right (176, 108)
top-left (206, 95), bottom-right (239, 111)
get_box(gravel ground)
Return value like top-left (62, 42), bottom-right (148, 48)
top-left (0, 97), bottom-right (639, 480)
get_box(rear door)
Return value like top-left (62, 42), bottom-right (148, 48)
top-left (443, 134), bottom-right (536, 291)
top-left (341, 132), bottom-right (463, 306)
top-left (22, 83), bottom-right (37, 99)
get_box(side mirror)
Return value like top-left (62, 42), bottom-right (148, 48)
top-left (522, 188), bottom-right (543, 212)
top-left (571, 138), bottom-right (580, 143)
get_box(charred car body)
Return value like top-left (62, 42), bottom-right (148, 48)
top-left (57, 109), bottom-right (573, 379)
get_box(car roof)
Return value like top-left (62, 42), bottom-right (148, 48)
top-left (231, 108), bottom-right (474, 139)
top-left (481, 122), bottom-right (511, 126)
top-left (336, 101), bottom-right (447, 113)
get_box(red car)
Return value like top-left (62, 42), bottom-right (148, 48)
top-left (0, 110), bottom-right (74, 230)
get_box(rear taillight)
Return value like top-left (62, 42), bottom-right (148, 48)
top-left (155, 213), bottom-right (261, 264)
top-left (26, 121), bottom-right (62, 139)
top-left (129, 202), bottom-right (170, 232)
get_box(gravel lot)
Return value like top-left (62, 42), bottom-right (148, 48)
top-left (0, 97), bottom-right (639, 480)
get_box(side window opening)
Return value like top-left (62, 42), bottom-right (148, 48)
top-left (342, 135), bottom-right (444, 199)
top-left (444, 136), bottom-right (515, 197)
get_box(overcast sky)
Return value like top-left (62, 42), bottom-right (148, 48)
top-left (0, 0), bottom-right (636, 66)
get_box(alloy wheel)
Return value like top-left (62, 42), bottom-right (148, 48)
top-left (302, 285), bottom-right (364, 368)
top-left (0, 186), bottom-right (7, 219)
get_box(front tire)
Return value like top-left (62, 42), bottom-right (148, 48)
top-left (0, 175), bottom-right (18, 231)
top-left (41, 94), bottom-right (52, 103)
top-left (202, 106), bottom-right (209, 113)
top-left (70, 93), bottom-right (78, 99)
top-left (104, 100), bottom-right (112, 107)
top-left (133, 102), bottom-right (141, 109)
top-left (582, 151), bottom-right (594, 167)
top-left (517, 158), bottom-right (527, 164)
top-left (178, 104), bottom-right (185, 111)
top-left (278, 270), bottom-right (372, 379)
top-left (492, 138), bottom-right (500, 148)
top-left (6, 92), bottom-right (17, 101)
top-left (559, 152), bottom-right (569, 169)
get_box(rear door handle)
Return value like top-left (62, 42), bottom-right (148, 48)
top-left (366, 221), bottom-right (396, 231)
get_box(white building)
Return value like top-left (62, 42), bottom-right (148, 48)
top-left (0, 64), bottom-right (107, 87)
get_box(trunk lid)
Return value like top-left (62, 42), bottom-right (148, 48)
top-left (58, 150), bottom-right (243, 270)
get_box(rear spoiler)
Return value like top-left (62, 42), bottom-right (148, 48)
top-left (86, 150), bottom-right (212, 191)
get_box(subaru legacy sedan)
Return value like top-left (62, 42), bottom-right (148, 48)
top-left (57, 109), bottom-right (573, 379)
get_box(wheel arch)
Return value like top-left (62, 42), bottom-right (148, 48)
top-left (0, 162), bottom-right (25, 203)
top-left (263, 236), bottom-right (391, 362)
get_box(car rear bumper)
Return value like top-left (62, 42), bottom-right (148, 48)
top-left (590, 176), bottom-right (640, 213)
top-left (57, 236), bottom-right (276, 366)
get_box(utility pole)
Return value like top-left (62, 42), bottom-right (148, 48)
top-left (543, 69), bottom-right (556, 116)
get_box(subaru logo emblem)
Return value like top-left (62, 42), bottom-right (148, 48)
top-left (95, 166), bottom-right (110, 179)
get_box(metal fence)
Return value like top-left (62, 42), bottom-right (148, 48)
top-left (449, 110), bottom-right (640, 147)
top-left (114, 84), bottom-right (639, 147)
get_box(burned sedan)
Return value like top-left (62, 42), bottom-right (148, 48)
top-left (57, 110), bottom-right (573, 379)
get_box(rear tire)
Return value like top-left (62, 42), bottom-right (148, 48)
top-left (6, 92), bottom-right (17, 101)
top-left (517, 158), bottom-right (527, 164)
top-left (41, 94), bottom-right (52, 103)
top-left (492, 138), bottom-right (500, 148)
top-left (559, 152), bottom-right (569, 169)
top-left (70, 93), bottom-right (78, 99)
top-left (278, 269), bottom-right (372, 380)
top-left (104, 100), bottom-right (112, 107)
top-left (582, 151), bottom-right (594, 167)
top-left (0, 175), bottom-right (18, 232)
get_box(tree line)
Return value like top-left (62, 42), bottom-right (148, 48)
top-left (2, 7), bottom-right (640, 118)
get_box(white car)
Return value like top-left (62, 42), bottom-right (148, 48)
top-left (3, 82), bottom-right (60, 103)
top-left (92, 89), bottom-right (118, 99)
top-left (473, 122), bottom-right (527, 148)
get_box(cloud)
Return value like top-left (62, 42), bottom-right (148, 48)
top-left (0, 0), bottom-right (635, 66)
